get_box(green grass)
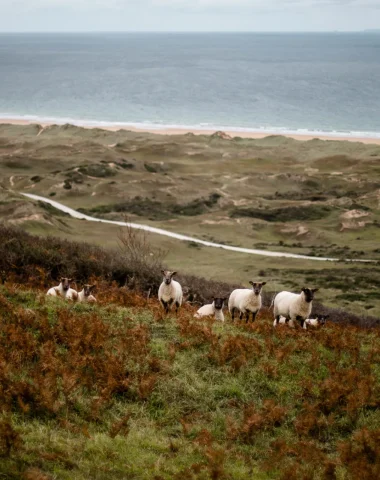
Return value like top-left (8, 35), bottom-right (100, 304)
top-left (1, 123), bottom-right (380, 319)
top-left (0, 284), bottom-right (379, 479)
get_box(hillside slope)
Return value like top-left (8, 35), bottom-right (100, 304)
top-left (0, 282), bottom-right (379, 479)
top-left (1, 123), bottom-right (380, 317)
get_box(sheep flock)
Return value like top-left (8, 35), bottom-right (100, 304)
top-left (47, 271), bottom-right (327, 330)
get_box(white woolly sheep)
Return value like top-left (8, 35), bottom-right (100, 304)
top-left (273, 288), bottom-right (318, 329)
top-left (194, 297), bottom-right (227, 322)
top-left (228, 281), bottom-right (266, 322)
top-left (47, 277), bottom-right (77, 301)
top-left (78, 284), bottom-right (97, 303)
top-left (158, 270), bottom-right (183, 314)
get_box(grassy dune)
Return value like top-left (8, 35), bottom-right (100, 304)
top-left (1, 124), bottom-right (380, 317)
top-left (0, 282), bottom-right (379, 479)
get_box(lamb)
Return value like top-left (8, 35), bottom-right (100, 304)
top-left (305, 314), bottom-right (328, 328)
top-left (46, 277), bottom-right (78, 301)
top-left (194, 297), bottom-right (227, 322)
top-left (274, 313), bottom-right (327, 329)
top-left (273, 316), bottom-right (295, 328)
top-left (77, 284), bottom-right (97, 303)
top-left (228, 281), bottom-right (266, 322)
top-left (273, 288), bottom-right (318, 329)
top-left (158, 270), bottom-right (183, 314)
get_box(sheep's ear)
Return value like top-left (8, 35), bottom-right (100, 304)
top-left (90, 284), bottom-right (96, 290)
top-left (312, 288), bottom-right (319, 293)
top-left (261, 282), bottom-right (267, 286)
top-left (301, 287), bottom-right (306, 292)
top-left (68, 278), bottom-right (73, 283)
top-left (171, 271), bottom-right (177, 277)
top-left (161, 270), bottom-right (165, 275)
top-left (249, 281), bottom-right (254, 286)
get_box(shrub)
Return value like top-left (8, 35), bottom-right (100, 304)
top-left (230, 205), bottom-right (333, 222)
top-left (80, 193), bottom-right (222, 220)
top-left (78, 164), bottom-right (116, 178)
top-left (144, 163), bottom-right (158, 173)
top-left (31, 176), bottom-right (42, 183)
top-left (339, 428), bottom-right (380, 479)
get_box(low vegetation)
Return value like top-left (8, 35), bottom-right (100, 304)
top-left (79, 193), bottom-right (222, 220)
top-left (0, 280), bottom-right (379, 479)
top-left (0, 221), bottom-right (379, 478)
top-left (2, 124), bottom-right (380, 317)
top-left (231, 205), bottom-right (333, 222)
top-left (1, 224), bottom-right (378, 328)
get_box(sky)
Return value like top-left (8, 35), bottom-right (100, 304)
top-left (0, 0), bottom-right (379, 32)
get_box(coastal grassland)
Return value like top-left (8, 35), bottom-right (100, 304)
top-left (0, 281), bottom-right (379, 480)
top-left (1, 201), bottom-right (380, 319)
top-left (1, 123), bottom-right (380, 317)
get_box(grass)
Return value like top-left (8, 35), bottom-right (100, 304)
top-left (1, 123), bottom-right (380, 318)
top-left (0, 282), bottom-right (379, 479)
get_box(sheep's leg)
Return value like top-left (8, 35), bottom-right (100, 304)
top-left (161, 300), bottom-right (169, 314)
top-left (175, 301), bottom-right (180, 314)
top-left (252, 311), bottom-right (257, 322)
top-left (231, 307), bottom-right (236, 321)
top-left (275, 315), bottom-right (281, 326)
top-left (167, 298), bottom-right (174, 313)
top-left (296, 315), bottom-right (305, 329)
top-left (245, 311), bottom-right (250, 323)
top-left (239, 311), bottom-right (244, 321)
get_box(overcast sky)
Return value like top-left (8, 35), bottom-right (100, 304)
top-left (0, 0), bottom-right (379, 32)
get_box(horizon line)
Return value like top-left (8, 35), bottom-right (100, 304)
top-left (0, 30), bottom-right (378, 34)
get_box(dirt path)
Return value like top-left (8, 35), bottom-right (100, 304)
top-left (21, 192), bottom-right (375, 263)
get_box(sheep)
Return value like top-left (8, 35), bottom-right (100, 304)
top-left (194, 297), bottom-right (227, 322)
top-left (273, 288), bottom-right (318, 329)
top-left (228, 281), bottom-right (266, 322)
top-left (305, 314), bottom-right (329, 328)
top-left (78, 284), bottom-right (97, 303)
top-left (158, 270), bottom-right (183, 314)
top-left (274, 313), bottom-right (328, 329)
top-left (273, 316), bottom-right (295, 328)
top-left (46, 277), bottom-right (77, 301)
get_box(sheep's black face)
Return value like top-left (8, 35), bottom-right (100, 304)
top-left (162, 270), bottom-right (177, 285)
top-left (84, 284), bottom-right (95, 297)
top-left (302, 287), bottom-right (318, 303)
top-left (317, 314), bottom-right (328, 325)
top-left (213, 298), bottom-right (225, 310)
top-left (249, 281), bottom-right (267, 295)
top-left (61, 277), bottom-right (72, 291)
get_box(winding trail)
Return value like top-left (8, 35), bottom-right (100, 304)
top-left (22, 192), bottom-right (375, 263)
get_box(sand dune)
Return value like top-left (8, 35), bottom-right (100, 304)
top-left (2, 118), bottom-right (380, 145)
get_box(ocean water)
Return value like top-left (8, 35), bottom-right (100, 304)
top-left (0, 32), bottom-right (380, 137)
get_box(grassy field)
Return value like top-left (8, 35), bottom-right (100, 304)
top-left (0, 281), bottom-right (379, 479)
top-left (1, 123), bottom-right (380, 317)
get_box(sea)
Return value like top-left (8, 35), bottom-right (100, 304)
top-left (0, 32), bottom-right (380, 138)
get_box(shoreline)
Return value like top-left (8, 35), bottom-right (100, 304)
top-left (2, 118), bottom-right (380, 144)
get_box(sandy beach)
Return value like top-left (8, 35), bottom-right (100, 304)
top-left (2, 118), bottom-right (380, 145)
